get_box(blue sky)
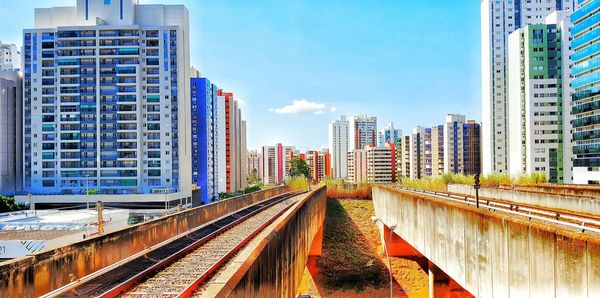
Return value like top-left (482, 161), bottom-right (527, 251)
top-left (0, 0), bottom-right (481, 151)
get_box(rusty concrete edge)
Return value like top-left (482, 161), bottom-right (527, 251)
top-left (0, 186), bottom-right (289, 271)
top-left (206, 186), bottom-right (327, 297)
top-left (445, 188), bottom-right (598, 219)
top-left (475, 184), bottom-right (599, 200)
top-left (375, 185), bottom-right (600, 245)
top-left (502, 183), bottom-right (600, 192)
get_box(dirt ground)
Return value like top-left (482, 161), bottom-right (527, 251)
top-left (297, 198), bottom-right (430, 298)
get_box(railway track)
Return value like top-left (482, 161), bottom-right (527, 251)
top-left (45, 192), bottom-right (300, 298)
top-left (396, 187), bottom-right (600, 234)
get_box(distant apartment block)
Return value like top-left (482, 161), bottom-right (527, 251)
top-left (190, 75), bottom-right (219, 204)
top-left (378, 122), bottom-right (401, 147)
top-left (261, 143), bottom-right (295, 185)
top-left (289, 149), bottom-right (331, 183)
top-left (431, 125), bottom-right (444, 177)
top-left (571, 0), bottom-right (600, 184)
top-left (20, 0), bottom-right (192, 208)
top-left (328, 115), bottom-right (349, 179)
top-left (399, 135), bottom-right (411, 179)
top-left (0, 70), bottom-right (22, 195)
top-left (443, 114), bottom-right (482, 176)
top-left (508, 18), bottom-right (571, 183)
top-left (481, 0), bottom-right (577, 175)
top-left (0, 41), bottom-right (20, 71)
top-left (247, 149), bottom-right (262, 182)
top-left (347, 144), bottom-right (396, 184)
top-left (349, 115), bottom-right (377, 150)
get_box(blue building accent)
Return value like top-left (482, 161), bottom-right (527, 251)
top-left (191, 78), bottom-right (219, 204)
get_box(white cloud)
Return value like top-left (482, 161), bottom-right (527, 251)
top-left (269, 99), bottom-right (336, 115)
top-left (236, 99), bottom-right (247, 108)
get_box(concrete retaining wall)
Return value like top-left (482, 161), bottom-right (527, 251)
top-left (207, 186), bottom-right (327, 297)
top-left (502, 183), bottom-right (600, 198)
top-left (448, 184), bottom-right (599, 216)
top-left (0, 186), bottom-right (289, 298)
top-left (373, 186), bottom-right (600, 298)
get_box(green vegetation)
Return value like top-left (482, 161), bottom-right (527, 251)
top-left (247, 168), bottom-right (259, 185)
top-left (0, 196), bottom-right (20, 213)
top-left (285, 175), bottom-right (310, 191)
top-left (400, 172), bottom-right (549, 192)
top-left (85, 189), bottom-right (99, 195)
top-left (289, 157), bottom-right (310, 178)
top-left (243, 184), bottom-right (261, 194)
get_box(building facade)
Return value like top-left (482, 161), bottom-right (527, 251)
top-left (247, 149), bottom-right (262, 183)
top-left (328, 115), bottom-right (349, 179)
top-left (0, 41), bottom-right (20, 71)
top-left (481, 0), bottom-right (577, 175)
top-left (442, 114), bottom-right (482, 176)
top-left (219, 89), bottom-right (246, 193)
top-left (190, 76), bottom-right (219, 204)
top-left (0, 70), bottom-right (22, 195)
top-left (431, 125), bottom-right (444, 177)
top-left (508, 22), bottom-right (568, 183)
top-left (347, 144), bottom-right (396, 184)
top-left (378, 122), bottom-right (402, 147)
top-left (21, 0), bottom-right (192, 206)
top-left (261, 144), bottom-right (295, 185)
top-left (571, 0), bottom-right (600, 184)
top-left (349, 115), bottom-right (377, 150)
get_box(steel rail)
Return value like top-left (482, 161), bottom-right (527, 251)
top-left (396, 187), bottom-right (600, 234)
top-left (100, 193), bottom-right (297, 298)
top-left (42, 192), bottom-right (296, 298)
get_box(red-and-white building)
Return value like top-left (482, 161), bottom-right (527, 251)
top-left (288, 150), bottom-right (331, 183)
top-left (261, 144), bottom-right (295, 185)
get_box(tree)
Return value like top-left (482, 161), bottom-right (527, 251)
top-left (289, 157), bottom-right (310, 178)
top-left (248, 168), bottom-right (259, 185)
top-left (0, 196), bottom-right (19, 213)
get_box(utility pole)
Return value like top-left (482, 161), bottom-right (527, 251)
top-left (474, 173), bottom-right (480, 208)
top-left (97, 201), bottom-right (104, 234)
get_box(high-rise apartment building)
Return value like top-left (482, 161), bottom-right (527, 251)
top-left (219, 89), bottom-right (246, 193)
top-left (410, 126), bottom-right (428, 179)
top-left (20, 0), bottom-right (192, 207)
top-left (431, 125), bottom-right (444, 176)
top-left (378, 122), bottom-right (402, 147)
top-left (571, 0), bottom-right (600, 184)
top-left (190, 76), bottom-right (219, 204)
top-left (443, 114), bottom-right (482, 176)
top-left (247, 149), bottom-right (262, 183)
top-left (349, 115), bottom-right (377, 150)
top-left (261, 143), bottom-right (295, 185)
top-left (241, 120), bottom-right (248, 189)
top-left (481, 0), bottom-right (577, 175)
top-left (0, 70), bottom-right (22, 195)
top-left (302, 150), bottom-right (331, 183)
top-left (328, 115), bottom-right (349, 179)
top-left (0, 41), bottom-right (20, 71)
top-left (508, 19), bottom-right (570, 183)
top-left (347, 144), bottom-right (396, 184)
top-left (399, 135), bottom-right (411, 179)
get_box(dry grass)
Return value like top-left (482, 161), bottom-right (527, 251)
top-left (400, 172), bottom-right (549, 191)
top-left (285, 175), bottom-right (310, 191)
top-left (320, 178), bottom-right (372, 200)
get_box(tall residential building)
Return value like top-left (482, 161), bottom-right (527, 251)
top-left (216, 90), bottom-right (226, 193)
top-left (21, 0), bottom-right (192, 207)
top-left (219, 89), bottom-right (246, 193)
top-left (261, 143), bottom-right (295, 185)
top-left (349, 115), bottom-right (377, 150)
top-left (190, 76), bottom-right (219, 204)
top-left (347, 144), bottom-right (396, 184)
top-left (0, 70), bottom-right (22, 195)
top-left (410, 126), bottom-right (428, 179)
top-left (328, 115), bottom-right (349, 179)
top-left (247, 149), bottom-right (262, 183)
top-left (0, 41), bottom-right (20, 71)
top-left (241, 120), bottom-right (248, 189)
top-left (378, 122), bottom-right (402, 147)
top-left (294, 150), bottom-right (331, 183)
top-left (481, 0), bottom-right (577, 175)
top-left (443, 114), bottom-right (482, 175)
top-left (431, 125), bottom-right (444, 176)
top-left (571, 0), bottom-right (600, 184)
top-left (508, 19), bottom-right (570, 183)
top-left (399, 135), bottom-right (411, 179)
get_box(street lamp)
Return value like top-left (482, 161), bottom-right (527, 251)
top-left (371, 216), bottom-right (397, 298)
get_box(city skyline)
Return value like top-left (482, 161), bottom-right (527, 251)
top-left (0, 0), bottom-right (482, 150)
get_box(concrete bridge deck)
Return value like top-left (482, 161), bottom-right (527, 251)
top-left (373, 185), bottom-right (600, 298)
